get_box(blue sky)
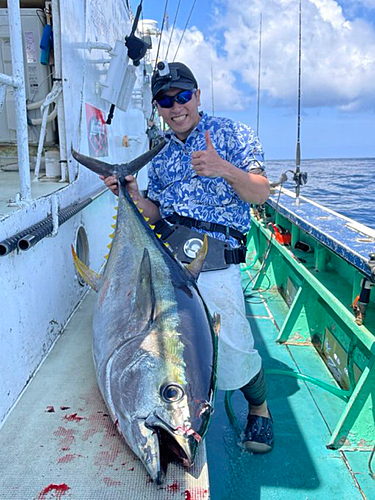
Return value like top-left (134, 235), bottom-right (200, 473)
top-left (137, 0), bottom-right (375, 160)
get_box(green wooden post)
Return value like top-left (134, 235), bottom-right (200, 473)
top-left (327, 356), bottom-right (375, 450)
top-left (315, 246), bottom-right (327, 272)
top-left (276, 285), bottom-right (315, 344)
top-left (291, 225), bottom-right (300, 248)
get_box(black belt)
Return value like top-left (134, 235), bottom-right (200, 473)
top-left (153, 215), bottom-right (247, 271)
top-left (165, 213), bottom-right (247, 245)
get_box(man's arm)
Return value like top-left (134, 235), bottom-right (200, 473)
top-left (191, 131), bottom-right (270, 204)
top-left (219, 166), bottom-right (270, 205)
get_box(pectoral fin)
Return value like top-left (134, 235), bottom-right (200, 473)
top-left (71, 245), bottom-right (101, 291)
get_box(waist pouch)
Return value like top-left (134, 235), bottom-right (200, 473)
top-left (153, 218), bottom-right (247, 272)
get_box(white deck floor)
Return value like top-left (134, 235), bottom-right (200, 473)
top-left (0, 291), bottom-right (210, 499)
top-left (0, 170), bottom-right (68, 219)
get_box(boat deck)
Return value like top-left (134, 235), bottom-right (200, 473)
top-left (205, 262), bottom-right (372, 500)
top-left (0, 170), bottom-right (68, 219)
top-left (0, 264), bottom-right (373, 499)
top-left (0, 292), bottom-right (209, 500)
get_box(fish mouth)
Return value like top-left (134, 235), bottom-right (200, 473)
top-left (143, 413), bottom-right (200, 483)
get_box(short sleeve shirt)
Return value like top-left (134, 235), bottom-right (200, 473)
top-left (147, 112), bottom-right (265, 247)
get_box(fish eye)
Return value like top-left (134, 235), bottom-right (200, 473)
top-left (161, 384), bottom-right (184, 403)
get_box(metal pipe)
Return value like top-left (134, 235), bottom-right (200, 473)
top-left (8, 0), bottom-right (32, 201)
top-left (51, 194), bottom-right (59, 237)
top-left (34, 103), bottom-right (51, 180)
top-left (18, 198), bottom-right (93, 251)
top-left (86, 42), bottom-right (113, 52)
top-left (0, 186), bottom-right (107, 256)
top-left (26, 97), bottom-right (46, 110)
top-left (29, 104), bottom-right (58, 125)
top-left (0, 72), bottom-right (22, 88)
top-left (0, 217), bottom-right (53, 256)
top-left (33, 82), bottom-right (63, 180)
top-left (51, 0), bottom-right (68, 182)
top-left (0, 83), bottom-right (6, 114)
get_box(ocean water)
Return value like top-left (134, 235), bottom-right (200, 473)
top-left (265, 157), bottom-right (375, 230)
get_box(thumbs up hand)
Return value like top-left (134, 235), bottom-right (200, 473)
top-left (191, 130), bottom-right (226, 178)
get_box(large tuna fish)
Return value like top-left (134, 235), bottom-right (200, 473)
top-left (71, 145), bottom-right (219, 484)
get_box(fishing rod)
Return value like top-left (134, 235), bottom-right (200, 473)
top-left (211, 64), bottom-right (215, 116)
top-left (294, 0), bottom-right (307, 205)
top-left (256, 13), bottom-right (262, 137)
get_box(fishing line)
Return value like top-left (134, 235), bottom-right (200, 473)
top-left (165, 0), bottom-right (182, 60)
top-left (154, 0), bottom-right (169, 70)
top-left (173, 0), bottom-right (197, 61)
top-left (242, 184), bottom-right (283, 301)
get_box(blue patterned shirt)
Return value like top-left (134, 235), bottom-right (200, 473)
top-left (147, 112), bottom-right (265, 247)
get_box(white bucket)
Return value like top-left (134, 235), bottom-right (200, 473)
top-left (45, 150), bottom-right (60, 178)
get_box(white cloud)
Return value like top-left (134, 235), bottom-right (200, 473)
top-left (218, 0), bottom-right (375, 111)
top-left (150, 0), bottom-right (375, 113)
top-left (150, 26), bottom-right (247, 112)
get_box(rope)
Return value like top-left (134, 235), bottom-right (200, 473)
top-left (369, 444), bottom-right (375, 480)
top-left (173, 0), bottom-right (197, 61)
top-left (165, 0), bottom-right (182, 60)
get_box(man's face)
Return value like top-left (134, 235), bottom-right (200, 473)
top-left (155, 88), bottom-right (201, 141)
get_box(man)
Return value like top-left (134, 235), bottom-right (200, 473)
top-left (102, 62), bottom-right (274, 453)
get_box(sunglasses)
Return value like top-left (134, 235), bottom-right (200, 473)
top-left (155, 89), bottom-right (196, 108)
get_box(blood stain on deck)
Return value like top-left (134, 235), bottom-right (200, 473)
top-left (53, 427), bottom-right (75, 450)
top-left (63, 413), bottom-right (84, 423)
top-left (36, 483), bottom-right (70, 499)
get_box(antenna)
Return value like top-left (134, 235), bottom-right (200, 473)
top-left (294, 0), bottom-right (307, 205)
top-left (256, 13), bottom-right (262, 137)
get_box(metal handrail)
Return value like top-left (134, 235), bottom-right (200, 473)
top-left (1, 0), bottom-right (31, 202)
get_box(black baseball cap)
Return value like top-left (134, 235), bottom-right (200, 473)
top-left (151, 62), bottom-right (198, 100)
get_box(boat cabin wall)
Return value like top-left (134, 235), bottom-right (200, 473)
top-left (0, 0), bottom-right (153, 426)
top-left (0, 0), bottom-right (152, 215)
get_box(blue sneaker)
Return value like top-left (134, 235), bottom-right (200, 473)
top-left (243, 411), bottom-right (274, 453)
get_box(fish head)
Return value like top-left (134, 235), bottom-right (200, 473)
top-left (128, 373), bottom-right (214, 484)
top-left (109, 328), bottom-right (215, 485)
